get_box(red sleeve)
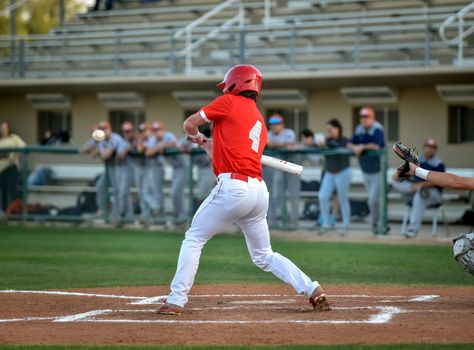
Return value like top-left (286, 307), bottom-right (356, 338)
top-left (200, 95), bottom-right (233, 122)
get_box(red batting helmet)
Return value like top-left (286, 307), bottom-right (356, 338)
top-left (217, 64), bottom-right (263, 96)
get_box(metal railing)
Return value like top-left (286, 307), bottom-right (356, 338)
top-left (0, 146), bottom-right (389, 235)
top-left (439, 2), bottom-right (474, 65)
top-left (0, 0), bottom-right (29, 17)
top-left (172, 0), bottom-right (245, 74)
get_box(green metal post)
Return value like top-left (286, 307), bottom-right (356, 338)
top-left (103, 163), bottom-right (110, 223)
top-left (281, 150), bottom-right (288, 230)
top-left (21, 151), bottom-right (29, 222)
top-left (378, 149), bottom-right (388, 235)
top-left (188, 152), bottom-right (195, 223)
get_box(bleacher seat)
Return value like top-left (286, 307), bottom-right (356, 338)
top-left (1, 0), bottom-right (472, 78)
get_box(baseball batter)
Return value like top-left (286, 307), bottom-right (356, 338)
top-left (157, 64), bottom-right (330, 315)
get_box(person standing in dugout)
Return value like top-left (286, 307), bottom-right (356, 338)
top-left (266, 114), bottom-right (300, 229)
top-left (349, 107), bottom-right (386, 234)
top-left (119, 121), bottom-right (145, 220)
top-left (96, 121), bottom-right (130, 221)
top-left (137, 122), bottom-right (162, 221)
top-left (157, 64), bottom-right (330, 315)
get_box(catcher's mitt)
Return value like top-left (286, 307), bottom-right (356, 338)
top-left (453, 232), bottom-right (474, 276)
top-left (392, 142), bottom-right (420, 181)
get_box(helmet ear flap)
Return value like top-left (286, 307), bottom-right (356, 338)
top-left (227, 84), bottom-right (236, 93)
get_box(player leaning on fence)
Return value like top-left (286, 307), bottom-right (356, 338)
top-left (349, 107), bottom-right (386, 234)
top-left (96, 121), bottom-right (130, 222)
top-left (156, 64), bottom-right (331, 316)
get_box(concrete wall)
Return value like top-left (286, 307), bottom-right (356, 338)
top-left (398, 87), bottom-right (474, 168)
top-left (0, 94), bottom-right (37, 143)
top-left (0, 87), bottom-right (473, 168)
top-left (145, 92), bottom-right (184, 137)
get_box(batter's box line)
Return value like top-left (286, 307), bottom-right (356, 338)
top-left (0, 290), bottom-right (440, 305)
top-left (48, 305), bottom-right (404, 325)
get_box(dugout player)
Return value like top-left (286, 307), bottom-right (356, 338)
top-left (96, 121), bottom-right (129, 221)
top-left (155, 122), bottom-right (188, 221)
top-left (349, 107), bottom-right (385, 234)
top-left (119, 121), bottom-right (144, 219)
top-left (137, 122), bottom-right (161, 220)
top-left (392, 138), bottom-right (445, 237)
top-left (266, 114), bottom-right (300, 228)
top-left (157, 64), bottom-right (330, 315)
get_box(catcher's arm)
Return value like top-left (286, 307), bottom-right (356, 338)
top-left (408, 162), bottom-right (474, 190)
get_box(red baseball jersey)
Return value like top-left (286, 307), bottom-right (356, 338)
top-left (200, 94), bottom-right (268, 178)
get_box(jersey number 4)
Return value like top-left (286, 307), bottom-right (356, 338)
top-left (249, 120), bottom-right (262, 153)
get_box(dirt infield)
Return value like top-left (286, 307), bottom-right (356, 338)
top-left (1, 284), bottom-right (474, 345)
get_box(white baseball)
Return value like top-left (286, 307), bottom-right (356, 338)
top-left (92, 129), bottom-right (106, 142)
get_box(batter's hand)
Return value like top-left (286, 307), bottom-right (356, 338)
top-left (187, 132), bottom-right (206, 145)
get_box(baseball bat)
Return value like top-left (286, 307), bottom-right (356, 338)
top-left (261, 155), bottom-right (303, 176)
top-left (200, 139), bottom-right (303, 176)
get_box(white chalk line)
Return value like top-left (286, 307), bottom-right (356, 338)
top-left (227, 299), bottom-right (297, 305)
top-left (4, 307), bottom-right (463, 325)
top-left (0, 290), bottom-right (440, 305)
top-left (0, 290), bottom-right (142, 300)
top-left (73, 306), bottom-right (404, 325)
top-left (0, 316), bottom-right (56, 323)
top-left (53, 309), bottom-right (114, 323)
top-left (407, 295), bottom-right (439, 302)
top-left (0, 290), bottom-right (441, 325)
top-left (98, 306), bottom-right (377, 313)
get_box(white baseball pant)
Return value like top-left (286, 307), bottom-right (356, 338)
top-left (166, 173), bottom-right (320, 307)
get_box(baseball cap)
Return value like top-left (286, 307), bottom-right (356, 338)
top-left (121, 121), bottom-right (134, 131)
top-left (424, 138), bottom-right (438, 148)
top-left (359, 107), bottom-right (375, 118)
top-left (138, 122), bottom-right (150, 132)
top-left (268, 114), bottom-right (284, 125)
top-left (152, 121), bottom-right (163, 131)
top-left (98, 121), bottom-right (111, 130)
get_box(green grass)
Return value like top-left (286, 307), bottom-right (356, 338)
top-left (1, 225), bottom-right (473, 350)
top-left (0, 225), bottom-right (472, 290)
top-left (0, 344), bottom-right (473, 350)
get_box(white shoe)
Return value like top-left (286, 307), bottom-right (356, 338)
top-left (404, 230), bottom-right (417, 238)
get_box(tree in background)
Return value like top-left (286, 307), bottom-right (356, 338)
top-left (0, 0), bottom-right (86, 35)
